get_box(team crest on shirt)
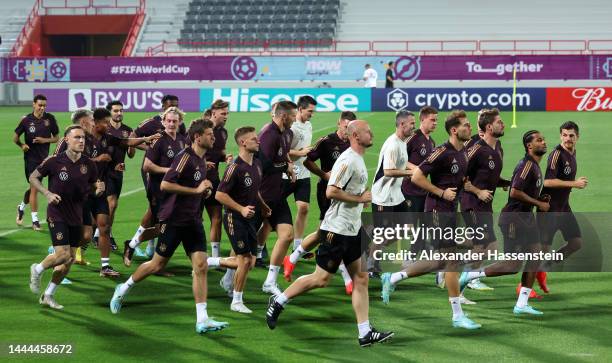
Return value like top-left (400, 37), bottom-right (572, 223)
top-left (194, 171), bottom-right (202, 181)
top-left (332, 151), bottom-right (341, 159)
top-left (564, 162), bottom-right (572, 175)
top-left (420, 146), bottom-right (427, 156)
top-left (536, 178), bottom-right (542, 188)
top-left (56, 232), bottom-right (63, 241)
top-left (122, 131), bottom-right (129, 138)
top-left (488, 160), bottom-right (495, 170)
top-left (80, 164), bottom-right (88, 174)
top-left (59, 171), bottom-right (69, 181)
top-left (44, 120), bottom-right (50, 127)
top-left (244, 174), bottom-right (253, 187)
top-left (160, 224), bottom-right (167, 234)
top-left (450, 159), bottom-right (459, 174)
top-left (167, 149), bottom-right (174, 158)
top-left (237, 240), bottom-right (245, 249)
top-left (28, 125), bottom-right (36, 133)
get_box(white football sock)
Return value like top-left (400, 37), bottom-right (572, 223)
top-left (223, 268), bottom-right (236, 284)
top-left (467, 270), bottom-right (486, 281)
top-left (118, 276), bottom-right (135, 295)
top-left (275, 292), bottom-right (289, 306)
top-left (256, 245), bottom-right (264, 259)
top-left (35, 263), bottom-right (45, 274)
top-left (31, 212), bottom-right (39, 223)
top-left (516, 287), bottom-right (531, 308)
top-left (450, 297), bottom-right (463, 319)
top-left (101, 258), bottom-right (109, 267)
top-left (45, 282), bottom-right (58, 296)
top-left (128, 226), bottom-right (145, 248)
top-left (211, 242), bottom-right (220, 258)
top-left (18, 202), bottom-right (26, 211)
top-left (264, 265), bottom-right (280, 285)
top-left (207, 257), bottom-right (221, 268)
top-left (293, 239), bottom-right (302, 250)
top-left (289, 245), bottom-right (306, 264)
top-left (196, 302), bottom-right (208, 323)
top-left (232, 291), bottom-right (243, 304)
top-left (357, 320), bottom-right (371, 338)
top-left (390, 271), bottom-right (407, 285)
top-left (338, 263), bottom-right (352, 285)
top-left (94, 228), bottom-right (100, 238)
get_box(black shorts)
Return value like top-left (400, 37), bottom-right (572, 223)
top-left (461, 210), bottom-right (497, 246)
top-left (316, 228), bottom-right (366, 273)
top-left (404, 194), bottom-right (426, 213)
top-left (372, 202), bottom-right (409, 230)
top-left (204, 178), bottom-right (221, 207)
top-left (148, 195), bottom-right (161, 225)
top-left (260, 198), bottom-right (293, 229)
top-left (84, 195), bottom-right (109, 225)
top-left (48, 221), bottom-right (81, 247)
top-left (500, 218), bottom-right (540, 253)
top-left (427, 210), bottom-right (458, 250)
top-left (156, 222), bottom-right (207, 258)
top-left (25, 159), bottom-right (41, 183)
top-left (224, 212), bottom-right (258, 255)
top-left (106, 174), bottom-right (124, 197)
top-left (537, 212), bottom-right (581, 245)
top-left (316, 182), bottom-right (331, 221)
top-left (283, 178), bottom-right (311, 203)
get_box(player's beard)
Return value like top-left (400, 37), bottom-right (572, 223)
top-left (493, 130), bottom-right (504, 138)
top-left (534, 147), bottom-right (547, 156)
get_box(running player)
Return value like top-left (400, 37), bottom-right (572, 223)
top-left (381, 110), bottom-right (482, 329)
top-left (127, 94), bottom-right (184, 258)
top-left (283, 96), bottom-right (316, 254)
top-left (266, 120), bottom-right (395, 347)
top-left (257, 100), bottom-right (297, 296)
top-left (459, 130), bottom-right (550, 315)
top-left (368, 110), bottom-right (415, 273)
top-left (204, 100), bottom-right (232, 259)
top-left (123, 107), bottom-right (188, 267)
top-left (29, 126), bottom-right (99, 309)
top-left (398, 106), bottom-right (437, 277)
top-left (460, 108), bottom-right (509, 292)
top-left (215, 126), bottom-right (271, 313)
top-left (98, 101), bottom-right (135, 249)
top-left (283, 111), bottom-right (355, 292)
top-left (14, 94), bottom-right (59, 230)
top-left (89, 108), bottom-right (159, 277)
top-left (536, 121), bottom-right (587, 292)
top-left (110, 119), bottom-right (229, 334)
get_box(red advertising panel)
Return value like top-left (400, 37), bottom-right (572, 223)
top-left (547, 87), bottom-right (612, 111)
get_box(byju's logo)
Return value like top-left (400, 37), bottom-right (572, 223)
top-left (69, 89), bottom-right (92, 111)
top-left (387, 89), bottom-right (409, 111)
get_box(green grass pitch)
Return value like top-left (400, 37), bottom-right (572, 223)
top-left (1, 106), bottom-right (611, 362)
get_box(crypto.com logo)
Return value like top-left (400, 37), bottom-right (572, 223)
top-left (387, 89), bottom-right (409, 111)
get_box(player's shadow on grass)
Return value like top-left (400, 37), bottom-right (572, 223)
top-left (39, 309), bottom-right (231, 363)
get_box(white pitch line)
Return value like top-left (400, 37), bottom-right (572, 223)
top-left (0, 187), bottom-right (145, 238)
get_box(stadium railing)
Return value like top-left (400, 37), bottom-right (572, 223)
top-left (10, 0), bottom-right (145, 57)
top-left (145, 39), bottom-right (612, 56)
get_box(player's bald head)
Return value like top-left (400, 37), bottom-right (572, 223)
top-left (347, 119), bottom-right (368, 135)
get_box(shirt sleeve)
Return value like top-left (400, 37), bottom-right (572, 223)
top-left (306, 137), bottom-right (325, 161)
top-left (512, 161), bottom-right (533, 191)
top-left (88, 160), bottom-right (98, 184)
top-left (134, 118), bottom-right (154, 137)
top-left (162, 153), bottom-right (188, 184)
top-left (35, 156), bottom-right (54, 178)
top-left (145, 140), bottom-right (161, 164)
top-left (418, 147), bottom-right (445, 177)
top-left (14, 118), bottom-right (26, 136)
top-left (49, 115), bottom-right (59, 135)
top-left (382, 144), bottom-right (398, 170)
top-left (544, 149), bottom-right (562, 179)
top-left (217, 163), bottom-right (238, 194)
top-left (328, 158), bottom-right (353, 189)
top-left (465, 144), bottom-right (482, 180)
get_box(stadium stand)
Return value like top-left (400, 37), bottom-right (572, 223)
top-left (178, 0), bottom-right (340, 49)
top-left (134, 0), bottom-right (192, 55)
top-left (0, 0), bottom-right (36, 56)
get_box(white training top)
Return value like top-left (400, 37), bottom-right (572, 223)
top-left (320, 147), bottom-right (369, 236)
top-left (285, 120), bottom-right (312, 180)
top-left (363, 68), bottom-right (378, 88)
top-left (371, 133), bottom-right (408, 206)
